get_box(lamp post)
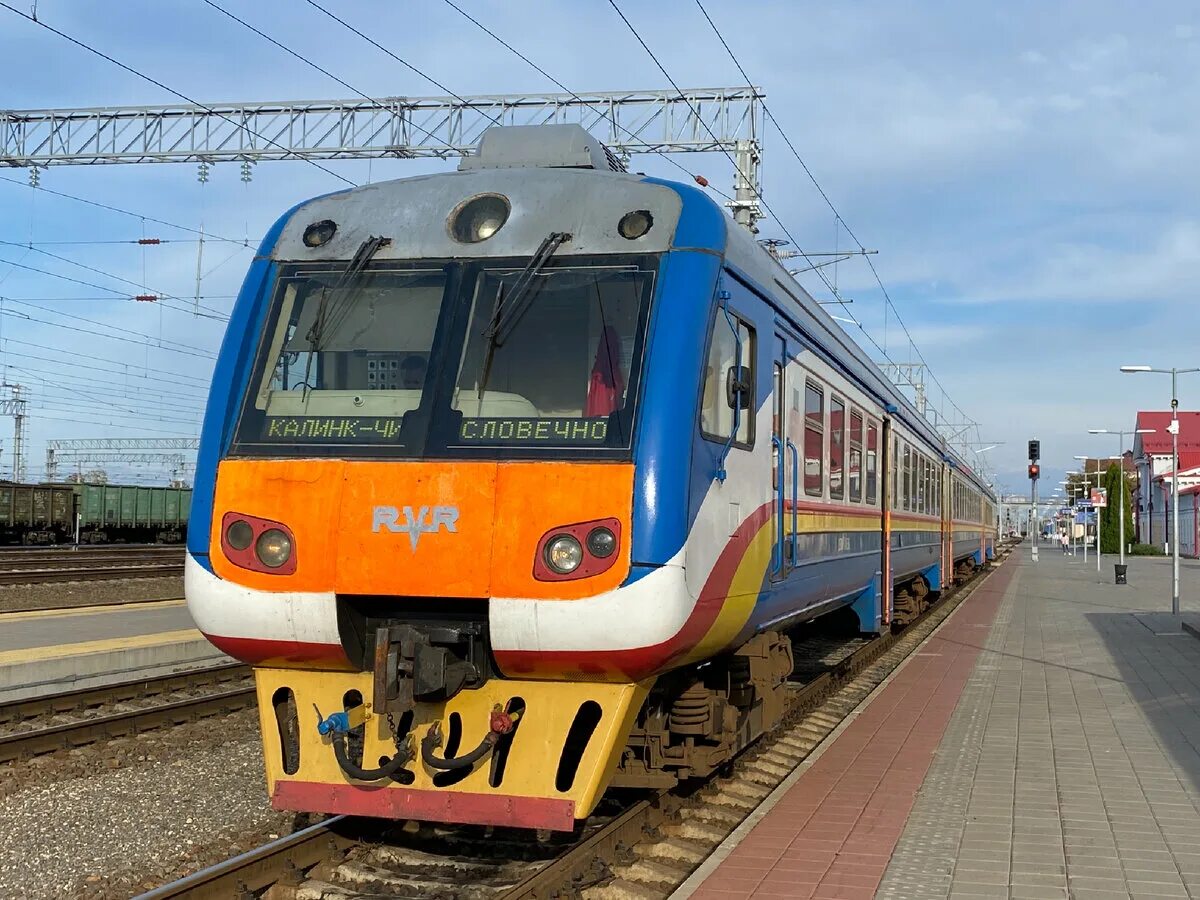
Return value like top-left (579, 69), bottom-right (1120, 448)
top-left (1120, 365), bottom-right (1199, 617)
top-left (1075, 454), bottom-right (1119, 574)
top-left (1089, 427), bottom-right (1155, 572)
top-left (1066, 472), bottom-right (1081, 556)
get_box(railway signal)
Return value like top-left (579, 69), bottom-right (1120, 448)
top-left (1027, 439), bottom-right (1040, 462)
top-left (1028, 463), bottom-right (1040, 480)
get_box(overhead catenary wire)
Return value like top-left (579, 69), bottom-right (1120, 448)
top-left (606, 0), bottom-right (971, 436)
top-left (0, 340), bottom-right (212, 389)
top-left (201, 0), bottom-right (451, 150)
top-left (0, 2), bottom-right (355, 188)
top-left (0, 174), bottom-right (249, 246)
top-left (300, 0), bottom-right (503, 128)
top-left (602, 3), bottom-right (856, 320)
top-left (0, 251), bottom-right (230, 322)
top-left (692, 0), bottom-right (978, 432)
top-left (0, 296), bottom-right (217, 358)
top-left (437, 0), bottom-right (735, 202)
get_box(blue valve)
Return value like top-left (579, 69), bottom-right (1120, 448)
top-left (315, 706), bottom-right (350, 736)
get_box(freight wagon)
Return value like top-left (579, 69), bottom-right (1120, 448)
top-left (0, 482), bottom-right (191, 544)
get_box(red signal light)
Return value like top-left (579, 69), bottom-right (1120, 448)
top-left (1028, 464), bottom-right (1040, 480)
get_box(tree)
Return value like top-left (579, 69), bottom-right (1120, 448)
top-left (1100, 462), bottom-right (1134, 554)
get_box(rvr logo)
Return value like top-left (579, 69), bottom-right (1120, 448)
top-left (372, 505), bottom-right (459, 551)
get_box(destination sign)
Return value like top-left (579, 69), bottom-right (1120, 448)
top-left (261, 416), bottom-right (404, 442)
top-left (458, 417), bottom-right (609, 444)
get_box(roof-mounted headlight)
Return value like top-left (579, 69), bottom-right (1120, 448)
top-left (450, 194), bottom-right (510, 243)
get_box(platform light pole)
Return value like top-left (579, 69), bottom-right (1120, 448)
top-left (1120, 366), bottom-right (1199, 617)
top-left (1076, 454), bottom-right (1119, 574)
top-left (1088, 427), bottom-right (1156, 573)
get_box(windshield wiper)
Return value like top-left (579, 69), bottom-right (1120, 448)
top-left (304, 235), bottom-right (392, 353)
top-left (475, 231), bottom-right (570, 399)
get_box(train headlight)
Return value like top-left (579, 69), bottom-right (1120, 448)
top-left (450, 194), bottom-right (510, 243)
top-left (226, 519), bottom-right (253, 551)
top-left (255, 528), bottom-right (293, 569)
top-left (586, 526), bottom-right (617, 559)
top-left (618, 209), bottom-right (653, 240)
top-left (302, 219), bottom-right (337, 247)
top-left (545, 535), bottom-right (583, 574)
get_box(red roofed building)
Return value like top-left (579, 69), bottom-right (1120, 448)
top-left (1131, 411), bottom-right (1200, 547)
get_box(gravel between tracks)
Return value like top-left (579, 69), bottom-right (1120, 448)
top-left (0, 707), bottom-right (295, 899)
top-left (0, 576), bottom-right (184, 614)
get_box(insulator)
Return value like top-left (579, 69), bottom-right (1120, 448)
top-left (240, 160), bottom-right (253, 183)
top-left (137, 238), bottom-right (161, 245)
top-left (197, 161), bottom-right (210, 184)
top-left (28, 166), bottom-right (39, 188)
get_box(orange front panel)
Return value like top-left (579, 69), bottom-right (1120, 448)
top-left (336, 461), bottom-right (498, 597)
top-left (209, 458), bottom-right (633, 600)
top-left (210, 459), bottom-right (345, 593)
top-left (490, 462), bottom-right (634, 600)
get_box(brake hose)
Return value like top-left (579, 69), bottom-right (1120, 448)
top-left (420, 706), bottom-right (520, 771)
top-left (332, 732), bottom-right (412, 781)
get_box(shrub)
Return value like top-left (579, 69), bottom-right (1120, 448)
top-left (1128, 543), bottom-right (1165, 556)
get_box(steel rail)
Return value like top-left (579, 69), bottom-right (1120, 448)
top-left (0, 680), bottom-right (255, 764)
top-left (0, 662), bottom-right (249, 726)
top-left (142, 551), bottom-right (1008, 899)
top-left (0, 563), bottom-right (184, 584)
top-left (500, 552), bottom-right (1009, 899)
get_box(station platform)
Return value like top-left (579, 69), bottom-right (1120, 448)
top-left (0, 599), bottom-right (229, 703)
top-left (675, 549), bottom-right (1200, 900)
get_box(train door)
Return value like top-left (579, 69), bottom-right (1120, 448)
top-left (769, 332), bottom-right (797, 582)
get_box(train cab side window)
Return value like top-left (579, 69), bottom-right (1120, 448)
top-left (803, 381), bottom-right (824, 497)
top-left (829, 397), bottom-right (845, 500)
top-left (700, 312), bottom-right (755, 448)
top-left (866, 420), bottom-right (878, 505)
top-left (902, 444), bottom-right (911, 512)
top-left (848, 410), bottom-right (863, 503)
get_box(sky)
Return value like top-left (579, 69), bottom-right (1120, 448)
top-left (0, 0), bottom-right (1198, 491)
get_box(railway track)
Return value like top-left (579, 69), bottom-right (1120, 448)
top-left (139, 550), bottom-right (1009, 900)
top-left (0, 545), bottom-right (184, 584)
top-left (0, 663), bottom-right (254, 764)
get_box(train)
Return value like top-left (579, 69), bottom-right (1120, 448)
top-left (0, 482), bottom-right (191, 544)
top-left (186, 124), bottom-right (996, 832)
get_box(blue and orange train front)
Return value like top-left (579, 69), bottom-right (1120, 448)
top-left (183, 156), bottom-right (762, 829)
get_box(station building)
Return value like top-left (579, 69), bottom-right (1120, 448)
top-left (1131, 410), bottom-right (1200, 550)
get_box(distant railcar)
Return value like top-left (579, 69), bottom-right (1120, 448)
top-left (0, 484), bottom-right (75, 544)
top-left (0, 482), bottom-right (191, 544)
top-left (73, 484), bottom-right (192, 544)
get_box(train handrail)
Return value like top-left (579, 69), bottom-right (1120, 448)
top-left (786, 437), bottom-right (799, 565)
top-left (771, 434), bottom-right (784, 575)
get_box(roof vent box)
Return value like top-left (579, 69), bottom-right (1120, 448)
top-left (458, 124), bottom-right (626, 173)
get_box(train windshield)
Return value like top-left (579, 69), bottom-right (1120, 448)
top-left (446, 264), bottom-right (651, 451)
top-left (232, 256), bottom-right (655, 458)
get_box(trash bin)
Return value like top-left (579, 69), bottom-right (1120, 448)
top-left (1114, 564), bottom-right (1128, 585)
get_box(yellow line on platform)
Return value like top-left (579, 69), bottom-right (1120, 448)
top-left (0, 598), bottom-right (186, 622)
top-left (0, 628), bottom-right (205, 666)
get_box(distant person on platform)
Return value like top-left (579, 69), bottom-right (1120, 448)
top-left (1060, 531), bottom-right (1070, 555)
top-left (401, 356), bottom-right (426, 390)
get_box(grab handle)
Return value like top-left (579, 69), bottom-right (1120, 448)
top-left (786, 437), bottom-right (799, 564)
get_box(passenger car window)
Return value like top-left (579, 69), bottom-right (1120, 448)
top-left (804, 381), bottom-right (823, 496)
top-left (866, 420), bottom-right (878, 505)
top-left (829, 397), bottom-right (845, 500)
top-left (849, 410), bottom-right (863, 503)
